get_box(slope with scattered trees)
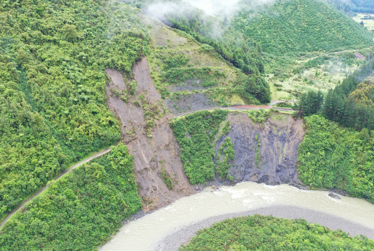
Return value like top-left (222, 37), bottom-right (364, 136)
top-left (297, 55), bottom-right (374, 130)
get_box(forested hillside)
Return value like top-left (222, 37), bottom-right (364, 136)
top-left (234, 0), bottom-right (373, 56)
top-left (0, 144), bottom-right (141, 251)
top-left (1, 0), bottom-right (374, 249)
top-left (0, 0), bottom-right (147, 218)
top-left (296, 56), bottom-right (374, 203)
top-left (299, 115), bottom-right (374, 203)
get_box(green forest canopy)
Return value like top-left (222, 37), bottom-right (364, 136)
top-left (0, 144), bottom-right (141, 251)
top-left (299, 115), bottom-right (374, 203)
top-left (234, 0), bottom-right (373, 56)
top-left (180, 214), bottom-right (374, 250)
top-left (0, 0), bottom-right (147, 217)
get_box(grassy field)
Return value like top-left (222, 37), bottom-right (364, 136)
top-left (265, 47), bottom-right (374, 101)
top-left (352, 13), bottom-right (374, 31)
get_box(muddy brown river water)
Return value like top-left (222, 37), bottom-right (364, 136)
top-left (100, 182), bottom-right (374, 251)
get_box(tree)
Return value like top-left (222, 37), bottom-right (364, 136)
top-left (63, 24), bottom-right (78, 42)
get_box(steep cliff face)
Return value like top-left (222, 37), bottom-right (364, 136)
top-left (222, 112), bottom-right (304, 185)
top-left (105, 58), bottom-right (195, 212)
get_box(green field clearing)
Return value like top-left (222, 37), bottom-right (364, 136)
top-left (265, 47), bottom-right (374, 101)
top-left (353, 13), bottom-right (374, 31)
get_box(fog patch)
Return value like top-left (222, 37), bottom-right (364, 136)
top-left (144, 0), bottom-right (278, 21)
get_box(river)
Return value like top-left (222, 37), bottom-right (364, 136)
top-left (100, 182), bottom-right (374, 251)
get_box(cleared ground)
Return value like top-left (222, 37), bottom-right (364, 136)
top-left (352, 13), bottom-right (374, 31)
top-left (265, 48), bottom-right (374, 101)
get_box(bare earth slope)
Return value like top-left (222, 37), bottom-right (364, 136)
top-left (106, 58), bottom-right (195, 211)
top-left (225, 113), bottom-right (304, 185)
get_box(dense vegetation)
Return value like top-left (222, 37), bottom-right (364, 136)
top-left (170, 110), bottom-right (231, 184)
top-left (296, 90), bottom-right (324, 117)
top-left (234, 0), bottom-right (373, 56)
top-left (0, 144), bottom-right (141, 251)
top-left (0, 0), bottom-right (147, 217)
top-left (180, 214), bottom-right (374, 250)
top-left (299, 115), bottom-right (374, 203)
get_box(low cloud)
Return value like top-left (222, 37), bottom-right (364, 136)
top-left (145, 0), bottom-right (278, 20)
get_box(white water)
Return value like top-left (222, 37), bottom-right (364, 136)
top-left (100, 182), bottom-right (374, 251)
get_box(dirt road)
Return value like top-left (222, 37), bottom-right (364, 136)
top-left (0, 148), bottom-right (112, 228)
top-left (176, 101), bottom-right (295, 118)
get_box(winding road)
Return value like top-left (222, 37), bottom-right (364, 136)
top-left (0, 101), bottom-right (296, 229)
top-left (175, 101), bottom-right (296, 118)
top-left (0, 148), bottom-right (112, 228)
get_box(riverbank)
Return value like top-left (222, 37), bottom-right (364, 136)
top-left (99, 182), bottom-right (374, 251)
top-left (155, 205), bottom-right (374, 251)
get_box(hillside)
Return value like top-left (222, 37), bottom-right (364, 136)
top-left (141, 16), bottom-right (263, 113)
top-left (234, 0), bottom-right (373, 56)
top-left (1, 0), bottom-right (374, 249)
top-left (170, 110), bottom-right (303, 185)
top-left (0, 0), bottom-right (150, 219)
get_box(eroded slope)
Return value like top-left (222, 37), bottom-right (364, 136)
top-left (106, 58), bottom-right (195, 211)
top-left (225, 112), bottom-right (304, 185)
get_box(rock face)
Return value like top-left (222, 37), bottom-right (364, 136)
top-left (105, 57), bottom-right (195, 211)
top-left (328, 192), bottom-right (341, 199)
top-left (224, 112), bottom-right (304, 185)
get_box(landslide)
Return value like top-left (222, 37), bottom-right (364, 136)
top-left (170, 109), bottom-right (304, 187)
top-left (103, 11), bottom-right (306, 212)
top-left (224, 112), bottom-right (304, 185)
top-left (105, 58), bottom-right (195, 212)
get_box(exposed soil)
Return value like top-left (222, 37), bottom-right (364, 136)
top-left (105, 58), bottom-right (195, 211)
top-left (165, 92), bottom-right (220, 115)
top-left (223, 112), bottom-right (304, 185)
